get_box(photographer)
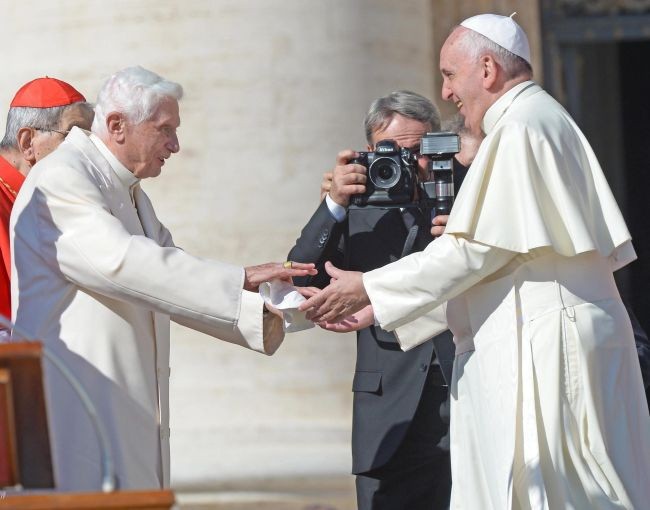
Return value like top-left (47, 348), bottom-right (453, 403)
top-left (289, 91), bottom-right (463, 510)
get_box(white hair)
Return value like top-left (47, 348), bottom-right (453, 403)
top-left (456, 27), bottom-right (532, 80)
top-left (91, 66), bottom-right (183, 136)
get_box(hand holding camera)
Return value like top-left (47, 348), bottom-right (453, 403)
top-left (328, 149), bottom-right (368, 208)
top-left (350, 132), bottom-right (460, 214)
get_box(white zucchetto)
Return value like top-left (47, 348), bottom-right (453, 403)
top-left (460, 13), bottom-right (531, 65)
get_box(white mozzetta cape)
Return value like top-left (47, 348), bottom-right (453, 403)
top-left (10, 128), bottom-right (283, 491)
top-left (447, 81), bottom-right (631, 257)
top-left (363, 83), bottom-right (650, 508)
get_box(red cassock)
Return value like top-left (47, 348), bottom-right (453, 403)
top-left (0, 156), bottom-right (24, 322)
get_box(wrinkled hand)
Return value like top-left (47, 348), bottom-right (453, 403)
top-left (295, 286), bottom-right (321, 299)
top-left (329, 150), bottom-right (367, 207)
top-left (318, 304), bottom-right (375, 333)
top-left (298, 262), bottom-right (369, 323)
top-left (431, 214), bottom-right (449, 237)
top-left (244, 262), bottom-right (317, 292)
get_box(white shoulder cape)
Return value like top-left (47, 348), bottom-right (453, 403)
top-left (446, 83), bottom-right (632, 259)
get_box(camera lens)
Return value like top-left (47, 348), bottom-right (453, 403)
top-left (378, 165), bottom-right (393, 180)
top-left (369, 157), bottom-right (401, 189)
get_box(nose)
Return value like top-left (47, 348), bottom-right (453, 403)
top-left (441, 80), bottom-right (453, 102)
top-left (167, 133), bottom-right (180, 153)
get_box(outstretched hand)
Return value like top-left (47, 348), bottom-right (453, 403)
top-left (298, 261), bottom-right (369, 323)
top-left (244, 262), bottom-right (317, 292)
top-left (317, 304), bottom-right (375, 333)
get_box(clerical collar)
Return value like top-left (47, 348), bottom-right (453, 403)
top-left (89, 133), bottom-right (139, 191)
top-left (482, 80), bottom-right (537, 135)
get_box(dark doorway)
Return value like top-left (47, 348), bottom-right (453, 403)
top-left (619, 40), bottom-right (650, 334)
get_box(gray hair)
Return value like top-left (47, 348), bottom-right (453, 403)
top-left (92, 66), bottom-right (183, 136)
top-left (0, 102), bottom-right (94, 150)
top-left (441, 113), bottom-right (467, 135)
top-left (456, 27), bottom-right (532, 80)
top-left (364, 90), bottom-right (441, 144)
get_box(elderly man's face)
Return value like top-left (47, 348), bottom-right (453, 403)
top-left (440, 28), bottom-right (489, 137)
top-left (370, 114), bottom-right (432, 181)
top-left (31, 103), bottom-right (94, 163)
top-left (122, 96), bottom-right (180, 179)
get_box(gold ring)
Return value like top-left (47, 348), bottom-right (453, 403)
top-left (283, 261), bottom-right (293, 269)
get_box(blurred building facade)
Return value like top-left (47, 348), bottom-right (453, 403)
top-left (0, 0), bottom-right (647, 491)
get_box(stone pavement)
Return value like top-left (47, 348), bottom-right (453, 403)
top-left (175, 476), bottom-right (356, 510)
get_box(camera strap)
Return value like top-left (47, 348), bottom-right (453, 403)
top-left (400, 208), bottom-right (421, 257)
top-left (401, 224), bottom-right (419, 258)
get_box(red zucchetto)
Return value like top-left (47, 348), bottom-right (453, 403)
top-left (9, 77), bottom-right (85, 108)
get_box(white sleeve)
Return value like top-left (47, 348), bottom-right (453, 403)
top-left (391, 304), bottom-right (448, 352)
top-left (364, 233), bottom-right (516, 337)
top-left (29, 163), bottom-right (276, 354)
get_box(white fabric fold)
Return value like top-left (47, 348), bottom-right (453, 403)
top-left (448, 82), bottom-right (632, 257)
top-left (259, 280), bottom-right (314, 333)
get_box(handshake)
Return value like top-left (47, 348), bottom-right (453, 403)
top-left (255, 260), bottom-right (374, 334)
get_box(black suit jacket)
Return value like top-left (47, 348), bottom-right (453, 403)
top-left (289, 200), bottom-right (455, 474)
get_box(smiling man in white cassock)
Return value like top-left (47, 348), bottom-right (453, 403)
top-left (299, 13), bottom-right (650, 509)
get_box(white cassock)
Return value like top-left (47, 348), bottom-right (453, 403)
top-left (10, 127), bottom-right (284, 491)
top-left (364, 82), bottom-right (650, 509)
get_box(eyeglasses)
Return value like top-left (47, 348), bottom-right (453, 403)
top-left (31, 127), bottom-right (70, 137)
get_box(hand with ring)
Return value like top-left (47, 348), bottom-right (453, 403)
top-left (244, 260), bottom-right (317, 291)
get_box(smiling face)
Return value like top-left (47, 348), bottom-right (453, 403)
top-left (440, 27), bottom-right (492, 137)
top-left (118, 96), bottom-right (180, 179)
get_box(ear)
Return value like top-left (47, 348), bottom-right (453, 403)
top-left (105, 112), bottom-right (126, 142)
top-left (17, 127), bottom-right (37, 166)
top-left (481, 55), bottom-right (498, 89)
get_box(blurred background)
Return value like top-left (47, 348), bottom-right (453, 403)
top-left (1, 0), bottom-right (648, 507)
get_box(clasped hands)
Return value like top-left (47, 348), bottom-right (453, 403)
top-left (243, 260), bottom-right (371, 330)
top-left (297, 261), bottom-right (375, 333)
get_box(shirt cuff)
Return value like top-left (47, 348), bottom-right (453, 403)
top-left (325, 194), bottom-right (347, 222)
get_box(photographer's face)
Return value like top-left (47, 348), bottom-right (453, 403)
top-left (370, 114), bottom-right (431, 180)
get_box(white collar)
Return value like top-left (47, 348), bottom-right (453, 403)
top-left (89, 133), bottom-right (140, 192)
top-left (482, 80), bottom-right (536, 135)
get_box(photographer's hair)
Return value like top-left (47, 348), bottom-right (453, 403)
top-left (441, 113), bottom-right (467, 136)
top-left (0, 102), bottom-right (94, 150)
top-left (456, 27), bottom-right (532, 80)
top-left (92, 66), bottom-right (183, 136)
top-left (364, 90), bottom-right (441, 144)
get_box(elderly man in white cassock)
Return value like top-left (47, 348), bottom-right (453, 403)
top-left (299, 14), bottom-right (650, 509)
top-left (10, 66), bottom-right (315, 491)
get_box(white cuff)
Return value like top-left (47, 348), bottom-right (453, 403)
top-left (237, 290), bottom-right (283, 355)
top-left (325, 194), bottom-right (347, 222)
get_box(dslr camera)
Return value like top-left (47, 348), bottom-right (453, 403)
top-left (350, 132), bottom-right (461, 213)
top-left (350, 139), bottom-right (417, 207)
